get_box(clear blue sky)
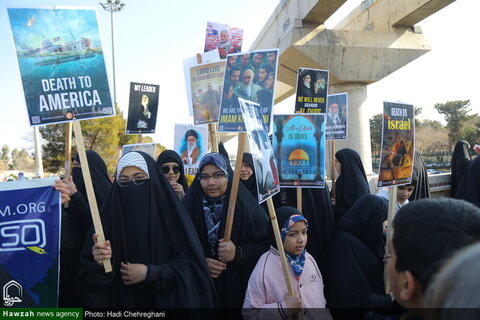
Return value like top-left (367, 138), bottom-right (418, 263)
top-left (0, 0), bottom-right (478, 154)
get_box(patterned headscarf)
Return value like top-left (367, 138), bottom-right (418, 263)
top-left (281, 214), bottom-right (309, 279)
top-left (199, 153), bottom-right (229, 178)
top-left (116, 152), bottom-right (149, 179)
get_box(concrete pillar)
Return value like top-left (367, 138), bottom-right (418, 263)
top-left (326, 83), bottom-right (372, 177)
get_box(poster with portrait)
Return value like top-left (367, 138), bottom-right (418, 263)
top-left (240, 100), bottom-right (280, 203)
top-left (294, 68), bottom-right (329, 113)
top-left (273, 114), bottom-right (325, 188)
top-left (174, 123), bottom-right (208, 176)
top-left (204, 21), bottom-right (243, 59)
top-left (325, 93), bottom-right (348, 140)
top-left (190, 61), bottom-right (226, 125)
top-left (0, 178), bottom-right (61, 307)
top-left (126, 82), bottom-right (159, 134)
top-left (183, 50), bottom-right (220, 117)
top-left (7, 7), bottom-right (114, 126)
top-left (122, 142), bottom-right (156, 159)
top-left (378, 101), bottom-right (415, 187)
top-left (218, 48), bottom-right (279, 132)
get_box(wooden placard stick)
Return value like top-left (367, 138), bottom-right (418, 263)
top-left (137, 132), bottom-right (143, 144)
top-left (330, 140), bottom-right (336, 198)
top-left (63, 122), bottom-right (73, 208)
top-left (73, 121), bottom-right (112, 273)
top-left (296, 188), bottom-right (302, 213)
top-left (209, 122), bottom-right (219, 153)
top-left (384, 185), bottom-right (397, 292)
top-left (266, 198), bottom-right (298, 318)
top-left (64, 122), bottom-right (73, 180)
top-left (223, 132), bottom-right (246, 241)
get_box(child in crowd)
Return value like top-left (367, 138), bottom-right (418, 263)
top-left (243, 206), bottom-right (331, 320)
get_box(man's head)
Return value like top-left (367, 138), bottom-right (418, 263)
top-left (302, 73), bottom-right (311, 87)
top-left (258, 63), bottom-right (273, 83)
top-left (267, 51), bottom-right (277, 65)
top-left (227, 55), bottom-right (238, 66)
top-left (141, 94), bottom-right (149, 106)
top-left (207, 82), bottom-right (213, 92)
top-left (240, 54), bottom-right (251, 66)
top-left (387, 198), bottom-right (480, 311)
top-left (197, 89), bottom-right (203, 96)
top-left (220, 29), bottom-right (229, 43)
top-left (229, 66), bottom-right (241, 85)
top-left (242, 69), bottom-right (254, 86)
top-left (252, 52), bottom-right (265, 68)
top-left (185, 130), bottom-right (198, 147)
top-left (328, 103), bottom-right (338, 117)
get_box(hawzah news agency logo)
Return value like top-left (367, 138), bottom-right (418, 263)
top-left (0, 219), bottom-right (47, 253)
top-left (3, 280), bottom-right (23, 306)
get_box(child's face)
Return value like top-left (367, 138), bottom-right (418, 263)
top-left (283, 221), bottom-right (307, 256)
top-left (397, 185), bottom-right (415, 204)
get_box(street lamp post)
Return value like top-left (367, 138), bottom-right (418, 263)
top-left (100, 0), bottom-right (125, 107)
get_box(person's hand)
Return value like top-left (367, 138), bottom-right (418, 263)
top-left (53, 180), bottom-right (71, 204)
top-left (92, 233), bottom-right (111, 266)
top-left (182, 157), bottom-right (188, 164)
top-left (60, 192), bottom-right (70, 204)
top-left (218, 239), bottom-right (236, 263)
top-left (170, 182), bottom-right (185, 199)
top-left (54, 177), bottom-right (78, 196)
top-left (206, 258), bottom-right (226, 279)
top-left (331, 197), bottom-right (336, 205)
top-left (284, 294), bottom-right (302, 314)
top-left (120, 262), bottom-right (147, 285)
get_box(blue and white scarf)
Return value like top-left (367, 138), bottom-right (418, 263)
top-left (281, 214), bottom-right (308, 279)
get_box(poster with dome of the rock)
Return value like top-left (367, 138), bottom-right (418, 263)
top-left (273, 114), bottom-right (325, 188)
top-left (7, 7), bottom-right (114, 126)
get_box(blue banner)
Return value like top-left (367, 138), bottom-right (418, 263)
top-left (0, 179), bottom-right (61, 307)
top-left (7, 7), bottom-right (114, 126)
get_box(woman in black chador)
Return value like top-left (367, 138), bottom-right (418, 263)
top-left (450, 140), bottom-right (471, 197)
top-left (332, 148), bottom-right (370, 222)
top-left (409, 149), bottom-right (430, 201)
top-left (58, 150), bottom-right (112, 307)
top-left (326, 195), bottom-right (396, 319)
top-left (77, 151), bottom-right (217, 309)
top-left (455, 155), bottom-right (480, 207)
top-left (183, 153), bottom-right (269, 310)
top-left (156, 149), bottom-right (188, 199)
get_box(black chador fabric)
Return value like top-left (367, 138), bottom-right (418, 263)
top-left (451, 141), bottom-right (472, 197)
top-left (271, 186), bottom-right (334, 277)
top-left (455, 155), bottom-right (480, 207)
top-left (156, 149), bottom-right (188, 192)
top-left (326, 195), bottom-right (392, 319)
top-left (409, 150), bottom-right (430, 201)
top-left (333, 148), bottom-right (370, 222)
top-left (183, 153), bottom-right (270, 309)
top-left (59, 150), bottom-right (112, 307)
top-left (72, 150), bottom-right (112, 208)
top-left (77, 151), bottom-right (217, 308)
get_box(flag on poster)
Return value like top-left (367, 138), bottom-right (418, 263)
top-left (294, 68), bottom-right (329, 113)
top-left (240, 99), bottom-right (280, 203)
top-left (204, 21), bottom-right (243, 59)
top-left (7, 7), bottom-right (114, 126)
top-left (122, 142), bottom-right (156, 159)
top-left (190, 61), bottom-right (226, 125)
top-left (126, 82), bottom-right (160, 134)
top-left (273, 114), bottom-right (325, 188)
top-left (174, 124), bottom-right (208, 176)
top-left (0, 178), bottom-right (61, 307)
top-left (218, 49), bottom-right (279, 132)
top-left (378, 101), bottom-right (415, 187)
top-left (325, 93), bottom-right (348, 140)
